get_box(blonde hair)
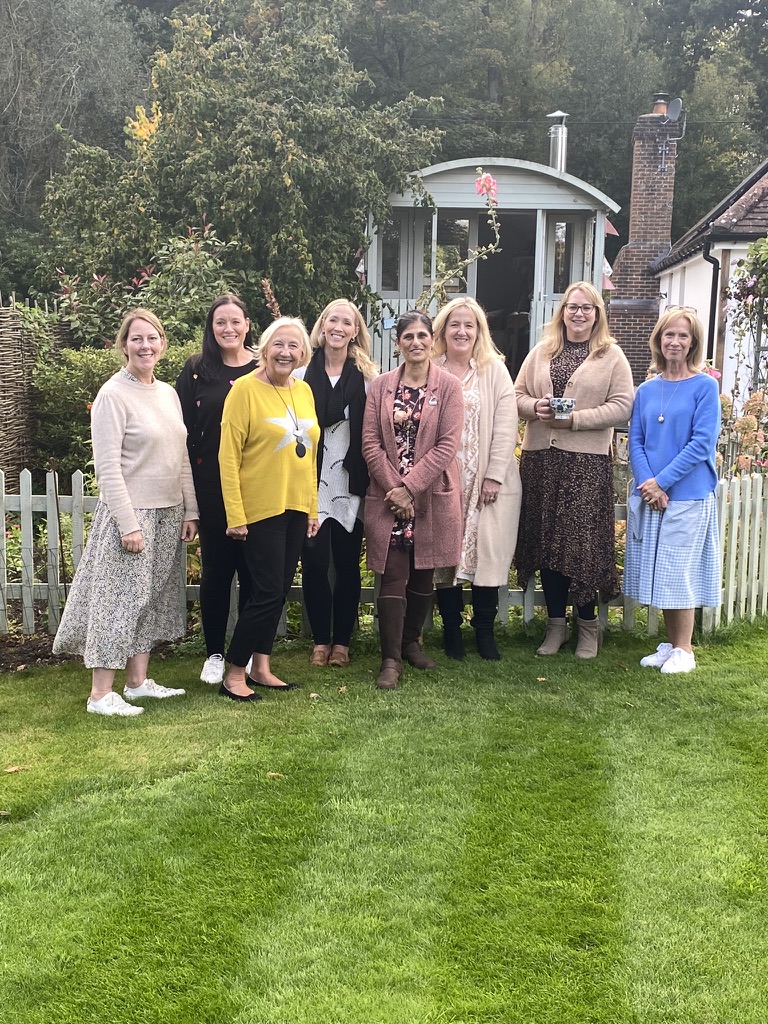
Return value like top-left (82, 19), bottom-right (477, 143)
top-left (255, 317), bottom-right (311, 367)
top-left (115, 308), bottom-right (167, 362)
top-left (539, 281), bottom-right (616, 359)
top-left (648, 308), bottom-right (705, 373)
top-left (432, 297), bottom-right (504, 370)
top-left (310, 299), bottom-right (378, 382)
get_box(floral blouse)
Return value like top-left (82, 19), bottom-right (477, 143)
top-left (390, 382), bottom-right (426, 549)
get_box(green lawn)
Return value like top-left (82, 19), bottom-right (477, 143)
top-left (2, 620), bottom-right (768, 1024)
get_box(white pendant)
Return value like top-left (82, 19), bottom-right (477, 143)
top-left (658, 415), bottom-right (664, 423)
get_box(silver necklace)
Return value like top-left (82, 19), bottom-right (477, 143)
top-left (658, 376), bottom-right (684, 423)
top-left (265, 373), bottom-right (306, 457)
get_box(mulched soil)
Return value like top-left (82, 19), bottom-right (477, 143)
top-left (0, 633), bottom-right (194, 674)
top-left (0, 632), bottom-right (66, 673)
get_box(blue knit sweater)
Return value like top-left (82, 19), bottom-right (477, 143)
top-left (629, 373), bottom-right (720, 499)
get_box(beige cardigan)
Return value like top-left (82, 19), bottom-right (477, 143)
top-left (515, 342), bottom-right (634, 456)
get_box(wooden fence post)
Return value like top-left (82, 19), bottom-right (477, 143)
top-left (19, 469), bottom-right (35, 633)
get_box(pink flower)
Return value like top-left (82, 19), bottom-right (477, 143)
top-left (704, 366), bottom-right (721, 379)
top-left (475, 172), bottom-right (499, 205)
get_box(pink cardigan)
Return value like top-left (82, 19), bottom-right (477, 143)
top-left (362, 361), bottom-right (464, 573)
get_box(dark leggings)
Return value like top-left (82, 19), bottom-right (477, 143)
top-left (540, 566), bottom-right (596, 621)
top-left (301, 518), bottom-right (364, 646)
top-left (226, 510), bottom-right (307, 666)
top-left (196, 481), bottom-right (252, 656)
top-left (380, 545), bottom-right (434, 600)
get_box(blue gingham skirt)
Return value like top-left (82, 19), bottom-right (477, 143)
top-left (623, 492), bottom-right (721, 609)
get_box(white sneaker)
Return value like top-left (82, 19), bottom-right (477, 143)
top-left (123, 678), bottom-right (186, 699)
top-left (640, 642), bottom-right (674, 668)
top-left (87, 692), bottom-right (144, 717)
top-left (200, 654), bottom-right (225, 684)
top-left (660, 647), bottom-right (697, 674)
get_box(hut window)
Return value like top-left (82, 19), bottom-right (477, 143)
top-left (381, 221), bottom-right (401, 292)
top-left (437, 218), bottom-right (469, 292)
top-left (553, 221), bottom-right (574, 294)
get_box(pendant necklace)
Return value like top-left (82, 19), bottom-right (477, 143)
top-left (658, 376), bottom-right (684, 423)
top-left (265, 373), bottom-right (306, 457)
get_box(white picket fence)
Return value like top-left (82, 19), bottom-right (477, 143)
top-left (0, 468), bottom-right (763, 637)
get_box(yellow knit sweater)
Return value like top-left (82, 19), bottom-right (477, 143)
top-left (219, 374), bottom-right (319, 527)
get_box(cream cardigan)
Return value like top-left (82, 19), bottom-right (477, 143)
top-left (436, 356), bottom-right (522, 587)
top-left (515, 342), bottom-right (634, 456)
top-left (92, 372), bottom-right (199, 537)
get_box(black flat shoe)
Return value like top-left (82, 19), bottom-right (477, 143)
top-left (218, 682), bottom-right (262, 702)
top-left (247, 677), bottom-right (300, 692)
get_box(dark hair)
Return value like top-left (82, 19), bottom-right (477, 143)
top-left (195, 294), bottom-right (254, 379)
top-left (395, 310), bottom-right (433, 341)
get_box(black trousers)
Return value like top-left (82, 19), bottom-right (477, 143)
top-left (540, 566), bottom-right (596, 621)
top-left (195, 479), bottom-right (252, 656)
top-left (301, 517), bottom-right (364, 646)
top-left (226, 510), bottom-right (307, 666)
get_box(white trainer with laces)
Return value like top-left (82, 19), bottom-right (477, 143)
top-left (87, 692), bottom-right (144, 717)
top-left (123, 678), bottom-right (186, 699)
top-left (639, 642), bottom-right (674, 668)
top-left (200, 654), bottom-right (225, 684)
top-left (659, 647), bottom-right (696, 674)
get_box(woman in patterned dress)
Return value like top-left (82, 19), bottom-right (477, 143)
top-left (362, 311), bottom-right (464, 689)
top-left (624, 309), bottom-right (721, 674)
top-left (514, 282), bottom-right (634, 659)
top-left (431, 297), bottom-right (521, 660)
top-left (296, 299), bottom-right (378, 668)
top-left (53, 309), bottom-right (199, 716)
top-left (176, 294), bottom-right (257, 687)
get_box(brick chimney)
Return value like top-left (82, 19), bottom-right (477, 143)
top-left (609, 93), bottom-right (679, 381)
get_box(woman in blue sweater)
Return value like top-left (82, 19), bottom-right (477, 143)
top-left (624, 308), bottom-right (721, 674)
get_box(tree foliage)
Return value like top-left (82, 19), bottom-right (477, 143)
top-left (2, 0), bottom-right (764, 306)
top-left (0, 0), bottom-right (147, 220)
top-left (42, 1), bottom-right (438, 323)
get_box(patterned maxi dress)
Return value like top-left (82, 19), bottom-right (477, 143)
top-left (389, 382), bottom-right (426, 550)
top-left (434, 363), bottom-right (481, 584)
top-left (514, 342), bottom-right (620, 606)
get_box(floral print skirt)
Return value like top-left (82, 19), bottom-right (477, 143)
top-left (514, 448), bottom-right (620, 606)
top-left (53, 501), bottom-right (186, 669)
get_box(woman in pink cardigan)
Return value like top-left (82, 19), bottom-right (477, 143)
top-left (362, 311), bottom-right (464, 689)
top-left (514, 282), bottom-right (634, 659)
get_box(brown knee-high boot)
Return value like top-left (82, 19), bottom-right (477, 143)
top-left (375, 597), bottom-right (406, 689)
top-left (402, 590), bottom-right (438, 669)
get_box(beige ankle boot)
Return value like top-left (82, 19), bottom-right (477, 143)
top-left (536, 617), bottom-right (569, 655)
top-left (575, 617), bottom-right (601, 659)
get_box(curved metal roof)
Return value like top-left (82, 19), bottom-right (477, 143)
top-left (399, 156), bottom-right (620, 213)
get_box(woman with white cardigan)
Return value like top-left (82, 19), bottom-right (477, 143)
top-left (431, 297), bottom-right (522, 660)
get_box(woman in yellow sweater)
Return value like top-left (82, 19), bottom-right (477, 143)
top-left (218, 317), bottom-right (320, 700)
